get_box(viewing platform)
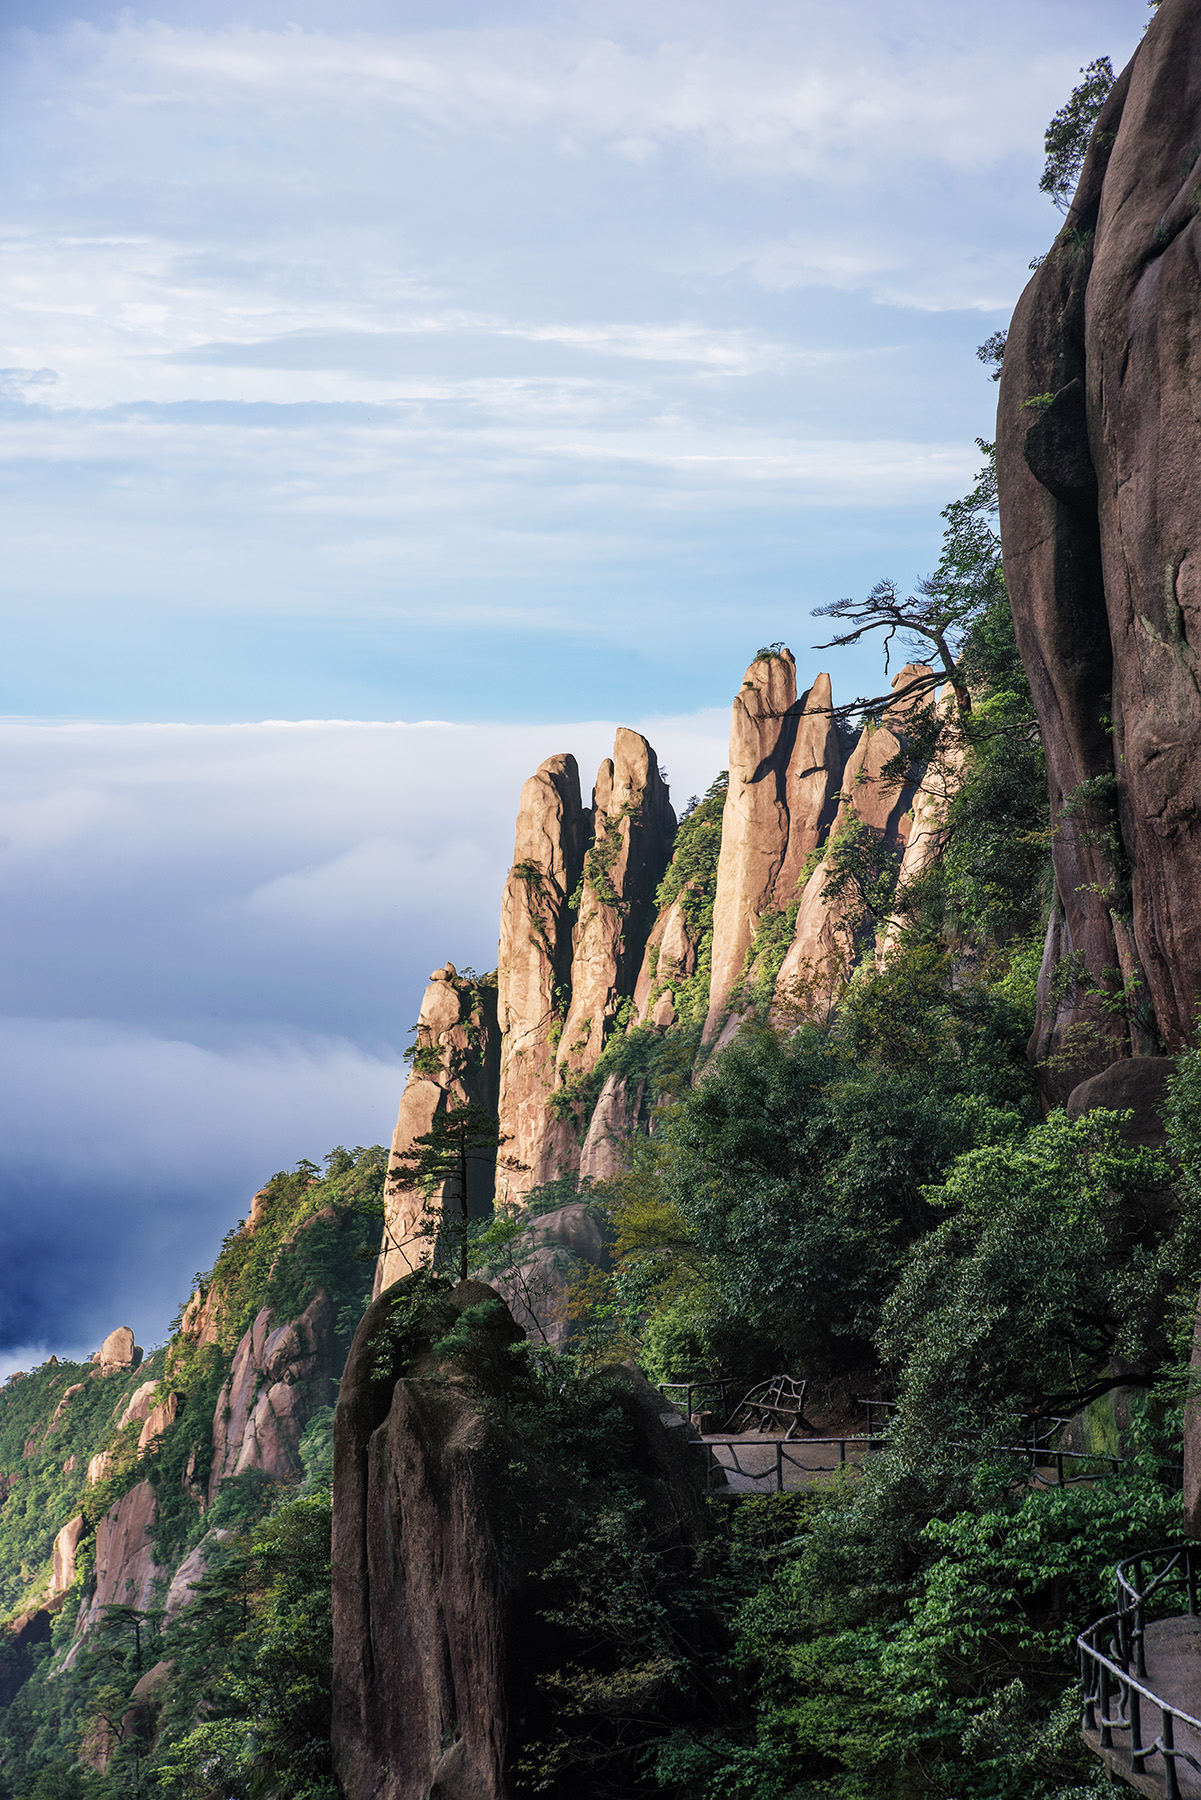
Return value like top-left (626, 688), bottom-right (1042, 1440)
top-left (1080, 1544), bottom-right (1201, 1797)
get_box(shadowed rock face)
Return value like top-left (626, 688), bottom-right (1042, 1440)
top-left (332, 1276), bottom-right (709, 1800)
top-left (496, 755), bottom-right (588, 1199)
top-left (775, 666), bottom-right (929, 1007)
top-left (1066, 1056), bottom-right (1178, 1151)
top-left (998, 0), bottom-right (1201, 1092)
top-left (376, 967), bottom-right (501, 1293)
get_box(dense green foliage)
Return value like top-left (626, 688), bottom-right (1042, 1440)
top-left (1040, 57), bottom-right (1114, 210)
top-left (0, 1147), bottom-right (383, 1800)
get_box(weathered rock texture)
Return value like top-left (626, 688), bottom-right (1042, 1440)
top-left (376, 967), bottom-right (501, 1295)
top-left (880, 687), bottom-right (965, 959)
top-left (97, 1327), bottom-right (141, 1375)
top-left (632, 894), bottom-right (698, 1030)
top-left (578, 1072), bottom-right (650, 1183)
top-left (51, 1515), bottom-right (85, 1596)
top-left (332, 1276), bottom-right (708, 1800)
top-left (556, 730), bottom-right (675, 1085)
top-left (1066, 1056), bottom-right (1179, 1151)
top-left (495, 755), bottom-right (589, 1199)
top-left (78, 1481), bottom-right (164, 1631)
top-left (164, 1530), bottom-right (229, 1623)
top-left (704, 656), bottom-right (843, 1039)
top-left (489, 1201), bottom-right (614, 1347)
top-left (997, 0), bottom-right (1201, 1094)
top-left (776, 667), bottom-right (930, 1005)
top-left (208, 1290), bottom-right (338, 1502)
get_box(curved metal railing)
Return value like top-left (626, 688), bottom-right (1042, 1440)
top-left (1079, 1541), bottom-right (1201, 1798)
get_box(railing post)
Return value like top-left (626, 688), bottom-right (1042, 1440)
top-left (1163, 1708), bottom-right (1181, 1800)
top-left (1099, 1663), bottom-right (1113, 1748)
top-left (1081, 1643), bottom-right (1096, 1734)
top-left (776, 1441), bottom-right (783, 1492)
top-left (1056, 1451), bottom-right (1064, 1487)
top-left (1129, 1685), bottom-right (1144, 1771)
top-left (1189, 1545), bottom-right (1198, 1618)
top-left (840, 1439), bottom-right (847, 1468)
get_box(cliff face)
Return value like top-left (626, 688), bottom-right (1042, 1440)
top-left (997, 0), bottom-right (1201, 1091)
top-left (376, 967), bottom-right (501, 1294)
top-left (555, 730), bottom-right (676, 1087)
top-left (703, 655), bottom-right (843, 1041)
top-left (372, 648), bottom-right (961, 1293)
top-left (496, 755), bottom-right (588, 1196)
top-left (332, 1275), bottom-right (709, 1800)
top-left (776, 666), bottom-right (931, 1005)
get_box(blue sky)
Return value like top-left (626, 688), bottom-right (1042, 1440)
top-left (0, 0), bottom-right (1149, 1368)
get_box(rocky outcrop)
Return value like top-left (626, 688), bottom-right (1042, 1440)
top-left (490, 1201), bottom-right (614, 1347)
top-left (179, 1283), bottom-right (225, 1348)
top-left (137, 1393), bottom-right (179, 1455)
top-left (556, 730), bottom-right (675, 1087)
top-left (117, 1380), bottom-right (158, 1430)
top-left (86, 1451), bottom-right (112, 1486)
top-left (51, 1514), bottom-right (85, 1596)
top-left (376, 967), bottom-right (501, 1295)
top-left (1066, 1056), bottom-right (1179, 1151)
top-left (880, 687), bottom-right (965, 958)
top-left (332, 1279), bottom-right (530, 1800)
top-left (78, 1480), bottom-right (164, 1630)
top-left (332, 1275), bottom-right (708, 1800)
top-left (997, 0), bottom-right (1201, 1093)
top-left (97, 1327), bottom-right (141, 1375)
top-left (578, 1072), bottom-right (649, 1183)
top-left (495, 755), bottom-right (589, 1200)
top-left (775, 667), bottom-right (929, 1006)
top-left (632, 894), bottom-right (698, 1029)
top-left (164, 1530), bottom-right (229, 1623)
top-left (208, 1290), bottom-right (337, 1502)
top-left (704, 655), bottom-right (842, 1039)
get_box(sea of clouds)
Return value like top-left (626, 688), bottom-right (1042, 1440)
top-left (0, 711), bottom-right (726, 1374)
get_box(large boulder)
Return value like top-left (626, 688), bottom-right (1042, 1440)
top-left (331, 1276), bottom-right (708, 1800)
top-left (1066, 1056), bottom-right (1178, 1149)
top-left (997, 0), bottom-right (1201, 1093)
top-left (97, 1327), bottom-right (141, 1375)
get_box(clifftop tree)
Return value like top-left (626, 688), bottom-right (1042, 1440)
top-left (386, 1104), bottom-right (506, 1281)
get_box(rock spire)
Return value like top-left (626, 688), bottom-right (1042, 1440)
top-left (704, 651), bottom-right (843, 1040)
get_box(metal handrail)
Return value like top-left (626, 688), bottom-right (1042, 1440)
top-left (1079, 1541), bottom-right (1201, 1798)
top-left (698, 1434), bottom-right (886, 1492)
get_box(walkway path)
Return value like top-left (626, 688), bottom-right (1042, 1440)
top-left (1084, 1615), bottom-right (1201, 1798)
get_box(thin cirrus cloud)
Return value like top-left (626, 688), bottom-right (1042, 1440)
top-left (0, 0), bottom-right (1147, 723)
